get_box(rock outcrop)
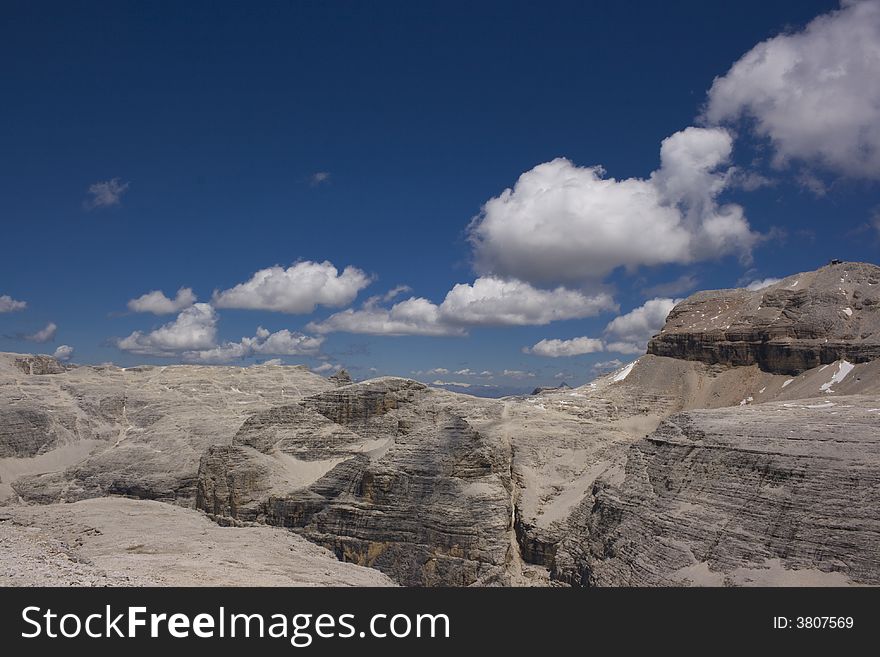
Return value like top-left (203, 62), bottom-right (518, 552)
top-left (648, 261), bottom-right (880, 374)
top-left (197, 378), bottom-right (516, 586)
top-left (0, 355), bottom-right (333, 504)
top-left (0, 497), bottom-right (394, 586)
top-left (554, 397), bottom-right (880, 586)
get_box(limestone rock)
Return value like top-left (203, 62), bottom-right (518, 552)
top-left (0, 497), bottom-right (394, 586)
top-left (0, 355), bottom-right (332, 504)
top-left (197, 378), bottom-right (515, 586)
top-left (554, 396), bottom-right (880, 586)
top-left (648, 261), bottom-right (880, 373)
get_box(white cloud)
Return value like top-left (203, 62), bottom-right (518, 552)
top-left (261, 358), bottom-right (283, 366)
top-left (25, 322), bottom-right (57, 343)
top-left (53, 345), bottom-right (74, 361)
top-left (525, 298), bottom-right (679, 357)
top-left (309, 172), bottom-right (331, 186)
top-left (745, 277), bottom-right (781, 291)
top-left (85, 178), bottom-right (129, 209)
top-left (127, 287), bottom-right (197, 314)
top-left (501, 369), bottom-right (536, 379)
top-left (705, 0), bottom-right (880, 180)
top-left (117, 303), bottom-right (218, 356)
top-left (309, 296), bottom-right (463, 336)
top-left (312, 362), bottom-right (338, 373)
top-left (468, 127), bottom-right (758, 287)
top-left (454, 368), bottom-right (475, 376)
top-left (592, 359), bottom-right (623, 373)
top-left (525, 336), bottom-right (605, 357)
top-left (431, 380), bottom-right (471, 388)
top-left (0, 294), bottom-right (26, 313)
top-left (213, 261), bottom-right (371, 314)
top-left (308, 276), bottom-right (616, 336)
top-left (440, 277), bottom-right (616, 325)
top-left (183, 327), bottom-right (324, 363)
top-left (603, 297), bottom-right (679, 354)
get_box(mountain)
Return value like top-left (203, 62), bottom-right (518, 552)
top-left (1, 261), bottom-right (879, 586)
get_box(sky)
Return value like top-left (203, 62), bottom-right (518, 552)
top-left (2, 0), bottom-right (879, 395)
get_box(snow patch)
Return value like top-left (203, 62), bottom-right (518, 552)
top-left (611, 361), bottom-right (636, 382)
top-left (819, 360), bottom-right (855, 393)
top-left (842, 307), bottom-right (852, 317)
top-left (781, 379), bottom-right (794, 388)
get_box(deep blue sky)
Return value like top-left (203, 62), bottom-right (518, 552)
top-left (2, 0), bottom-right (877, 393)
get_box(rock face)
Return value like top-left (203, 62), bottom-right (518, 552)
top-left (554, 397), bottom-right (880, 586)
top-left (0, 497), bottom-right (394, 586)
top-left (648, 261), bottom-right (880, 374)
top-left (197, 378), bottom-right (515, 586)
top-left (0, 355), bottom-right (333, 504)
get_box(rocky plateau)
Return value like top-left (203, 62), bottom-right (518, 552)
top-left (1, 261), bottom-right (878, 586)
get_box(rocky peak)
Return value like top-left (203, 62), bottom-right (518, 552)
top-left (328, 369), bottom-right (352, 386)
top-left (12, 354), bottom-right (69, 375)
top-left (648, 261), bottom-right (880, 374)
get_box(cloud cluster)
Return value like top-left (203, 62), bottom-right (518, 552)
top-left (525, 298), bottom-right (679, 357)
top-left (128, 287), bottom-right (197, 314)
top-left (308, 277), bottom-right (616, 336)
top-left (0, 294), bottom-right (27, 313)
top-left (116, 302), bottom-right (323, 362)
top-left (526, 337), bottom-right (605, 358)
top-left (53, 345), bottom-right (74, 361)
top-left (25, 322), bottom-right (58, 343)
top-left (705, 0), bottom-right (880, 180)
top-left (183, 327), bottom-right (323, 363)
top-left (468, 127), bottom-right (758, 287)
top-left (213, 261), bottom-right (372, 314)
top-left (85, 178), bottom-right (129, 209)
top-left (117, 304), bottom-right (218, 356)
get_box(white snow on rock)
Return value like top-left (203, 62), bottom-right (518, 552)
top-left (611, 361), bottom-right (636, 382)
top-left (782, 379), bottom-right (794, 388)
top-left (842, 307), bottom-right (853, 317)
top-left (819, 360), bottom-right (855, 393)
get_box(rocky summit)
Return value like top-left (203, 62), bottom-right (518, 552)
top-left (648, 261), bottom-right (880, 374)
top-left (1, 261), bottom-right (879, 587)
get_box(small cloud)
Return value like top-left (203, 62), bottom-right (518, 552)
top-left (501, 369), bottom-right (535, 379)
top-left (432, 380), bottom-right (471, 388)
top-left (26, 322), bottom-right (58, 343)
top-left (128, 287), bottom-right (197, 315)
top-left (795, 171), bottom-right (829, 197)
top-left (85, 178), bottom-right (130, 209)
top-left (312, 362), bottom-right (340, 374)
top-left (214, 261), bottom-right (371, 314)
top-left (592, 359), bottom-right (623, 373)
top-left (525, 337), bottom-right (605, 357)
top-left (525, 298), bottom-right (680, 358)
top-left (53, 344), bottom-right (74, 361)
top-left (308, 172), bottom-right (331, 186)
top-left (744, 277), bottom-right (781, 291)
top-left (0, 294), bottom-right (26, 313)
top-left (382, 285), bottom-right (412, 303)
top-left (729, 170), bottom-right (774, 191)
